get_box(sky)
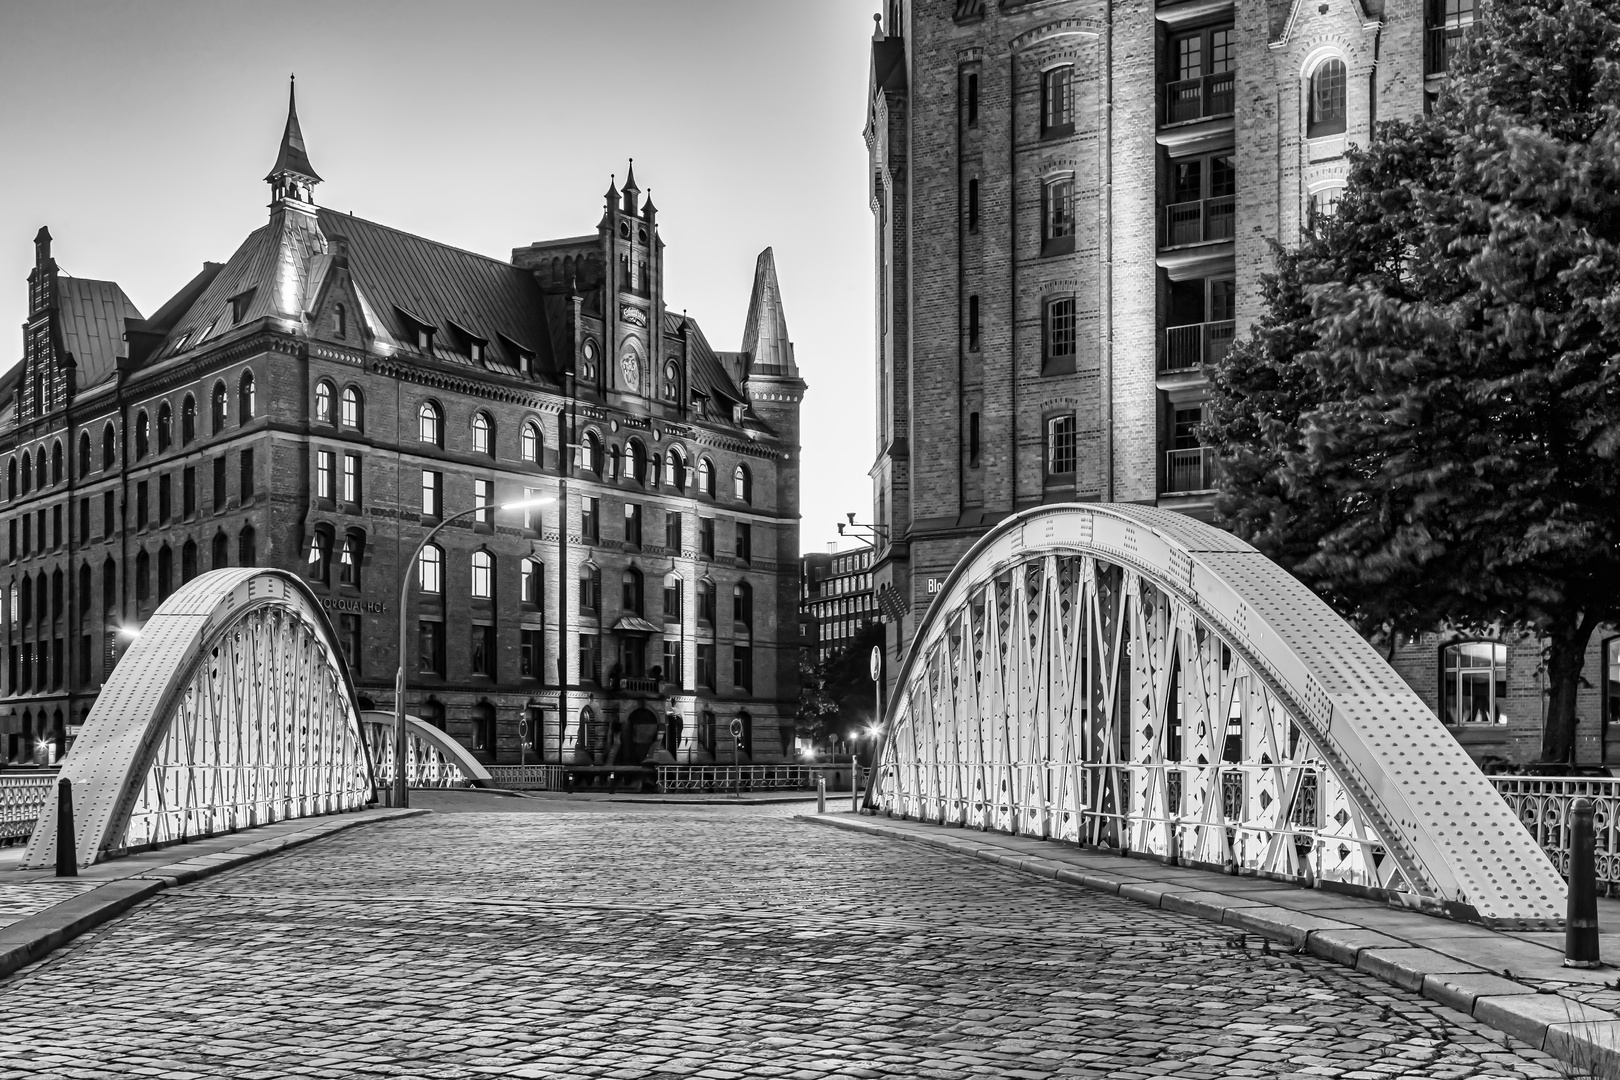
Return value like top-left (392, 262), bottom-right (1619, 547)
top-left (0, 0), bottom-right (878, 556)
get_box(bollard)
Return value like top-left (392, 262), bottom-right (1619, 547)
top-left (851, 763), bottom-right (860, 814)
top-left (1565, 797), bottom-right (1601, 968)
top-left (55, 777), bottom-right (78, 877)
top-left (817, 776), bottom-right (826, 815)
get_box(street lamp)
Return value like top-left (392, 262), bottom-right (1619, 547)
top-left (392, 496), bottom-right (556, 808)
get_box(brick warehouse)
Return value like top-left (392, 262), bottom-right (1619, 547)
top-left (0, 84), bottom-right (807, 777)
top-left (867, 0), bottom-right (1620, 767)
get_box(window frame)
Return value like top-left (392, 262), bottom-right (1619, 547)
top-left (1040, 64), bottom-right (1075, 138)
top-left (1046, 414), bottom-right (1078, 477)
top-left (1438, 639), bottom-right (1509, 726)
top-left (1307, 56), bottom-right (1349, 138)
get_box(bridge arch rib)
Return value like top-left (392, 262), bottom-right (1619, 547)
top-left (359, 710), bottom-right (493, 789)
top-left (869, 504), bottom-right (1564, 929)
top-left (22, 568), bottom-right (374, 869)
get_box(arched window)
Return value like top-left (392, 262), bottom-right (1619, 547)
top-left (181, 395), bottom-right (196, 444)
top-left (665, 448), bottom-right (687, 492)
top-left (418, 401), bottom-right (442, 446)
top-left (663, 573), bottom-right (683, 620)
top-left (135, 550), bottom-right (151, 601)
top-left (471, 549), bottom-right (494, 598)
top-left (102, 424), bottom-right (116, 469)
top-left (341, 386), bottom-right (362, 429)
top-left (238, 525), bottom-right (257, 567)
top-left (307, 529), bottom-right (331, 584)
top-left (6, 457), bottom-right (15, 498)
top-left (157, 402), bottom-right (172, 453)
top-left (1440, 640), bottom-right (1507, 725)
top-left (238, 370), bottom-right (256, 421)
top-left (35, 451), bottom-right (45, 491)
top-left (182, 539), bottom-right (197, 583)
top-left (622, 567), bottom-right (643, 615)
top-left (626, 439), bottom-right (647, 484)
top-left (697, 458), bottom-right (714, 496)
top-left (50, 441), bottom-right (62, 485)
top-left (520, 558), bottom-right (542, 606)
top-left (101, 559), bottom-right (116, 614)
top-left (472, 702), bottom-right (496, 753)
top-left (19, 451), bottom-right (30, 495)
top-left (579, 431), bottom-right (603, 475)
top-left (733, 581), bottom-right (753, 629)
top-left (699, 579), bottom-right (717, 624)
top-left (663, 360), bottom-right (680, 402)
top-left (472, 412), bottom-right (493, 456)
top-left (135, 411), bottom-right (150, 460)
top-left (78, 563), bottom-right (91, 614)
top-left (19, 577), bottom-right (31, 624)
top-left (418, 543), bottom-right (443, 594)
top-left (335, 302), bottom-right (347, 339)
top-left (157, 545), bottom-right (173, 600)
top-left (522, 421), bottom-right (542, 465)
top-left (338, 532), bottom-right (362, 587)
top-left (314, 381), bottom-right (334, 423)
top-left (212, 531), bottom-right (229, 569)
top-left (579, 563), bottom-right (601, 613)
top-left (211, 381), bottom-right (228, 434)
top-left (1307, 57), bottom-right (1347, 137)
top-left (607, 444), bottom-right (621, 480)
top-left (77, 433), bottom-right (90, 477)
top-left (733, 463), bottom-right (752, 504)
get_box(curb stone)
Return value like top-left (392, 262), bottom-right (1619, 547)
top-left (0, 807), bottom-right (427, 981)
top-left (802, 811), bottom-right (1620, 1075)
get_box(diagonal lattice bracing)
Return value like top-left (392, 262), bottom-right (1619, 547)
top-left (360, 711), bottom-right (492, 790)
top-left (868, 505), bottom-right (1566, 929)
top-left (21, 569), bottom-right (374, 869)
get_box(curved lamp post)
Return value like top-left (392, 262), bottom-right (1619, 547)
top-left (393, 496), bottom-right (555, 808)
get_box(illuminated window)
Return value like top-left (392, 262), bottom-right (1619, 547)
top-left (1046, 415), bottom-right (1077, 475)
top-left (472, 412), bottom-right (493, 456)
top-left (1309, 58), bottom-right (1347, 137)
top-left (1041, 66), bottom-right (1073, 136)
top-left (418, 402), bottom-right (442, 446)
top-left (471, 550), bottom-right (493, 599)
top-left (418, 544), bottom-right (444, 594)
top-left (315, 382), bottom-right (333, 423)
top-left (1440, 640), bottom-right (1507, 724)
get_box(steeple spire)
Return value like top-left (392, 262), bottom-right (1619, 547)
top-left (266, 75), bottom-right (321, 205)
top-left (741, 247), bottom-right (797, 377)
top-left (622, 158), bottom-right (639, 215)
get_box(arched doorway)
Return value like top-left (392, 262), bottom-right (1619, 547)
top-left (623, 707), bottom-right (658, 764)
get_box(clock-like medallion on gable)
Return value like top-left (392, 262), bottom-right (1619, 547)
top-left (620, 349), bottom-right (640, 393)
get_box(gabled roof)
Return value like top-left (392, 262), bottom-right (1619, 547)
top-left (58, 278), bottom-right (144, 389)
top-left (665, 311), bottom-right (744, 408)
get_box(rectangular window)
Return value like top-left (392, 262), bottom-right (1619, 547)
top-left (417, 620), bottom-right (445, 675)
top-left (421, 471), bottom-right (442, 518)
top-left (103, 491), bottom-right (115, 539)
top-left (137, 481), bottom-right (149, 529)
top-left (697, 643), bottom-right (717, 691)
top-left (624, 503), bottom-right (642, 548)
top-left (1045, 297), bottom-right (1077, 361)
top-left (661, 639), bottom-right (682, 688)
top-left (968, 295), bottom-right (980, 352)
top-left (158, 474), bottom-right (171, 522)
top-left (581, 497), bottom-right (599, 542)
top-left (969, 412), bottom-right (981, 467)
top-left (213, 457), bottom-right (226, 510)
top-left (183, 466), bottom-right (196, 518)
top-left (1043, 177), bottom-right (1075, 255)
top-left (470, 624), bottom-right (495, 677)
top-left (700, 517), bottom-right (715, 559)
top-left (967, 177), bottom-right (979, 231)
top-left (665, 511), bottom-right (682, 552)
top-left (343, 454), bottom-right (359, 504)
top-left (76, 500), bottom-right (87, 543)
top-left (240, 448), bottom-right (255, 501)
top-left (1441, 641), bottom-right (1507, 724)
top-left (1042, 66), bottom-right (1074, 136)
top-left (1047, 415), bottom-right (1078, 476)
top-left (1166, 154), bottom-right (1236, 246)
top-left (521, 628), bottom-right (543, 679)
top-left (79, 634), bottom-right (91, 686)
top-left (699, 582), bottom-right (716, 624)
top-left (735, 522), bottom-right (752, 563)
top-left (1173, 407), bottom-right (1203, 450)
top-left (317, 450), bottom-right (335, 501)
top-left (733, 645), bottom-right (753, 694)
top-left (664, 576), bottom-right (682, 620)
top-left (475, 478), bottom-right (493, 526)
top-left (579, 633), bottom-right (601, 684)
top-left (966, 72), bottom-right (979, 125)
top-left (339, 614), bottom-right (360, 675)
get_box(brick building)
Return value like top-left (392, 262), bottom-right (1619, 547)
top-left (0, 85), bottom-right (807, 776)
top-left (865, 1), bottom-right (1620, 768)
top-left (799, 545), bottom-right (878, 665)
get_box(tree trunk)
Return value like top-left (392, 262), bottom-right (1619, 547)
top-left (1540, 615), bottom-right (1597, 765)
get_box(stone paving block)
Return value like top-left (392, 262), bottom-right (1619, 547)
top-left (1355, 948), bottom-right (1486, 992)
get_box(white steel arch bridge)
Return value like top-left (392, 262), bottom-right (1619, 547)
top-left (866, 504), bottom-right (1567, 930)
top-left (19, 569), bottom-right (485, 870)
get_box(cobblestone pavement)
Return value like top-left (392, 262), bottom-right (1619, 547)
top-left (0, 802), bottom-right (1569, 1079)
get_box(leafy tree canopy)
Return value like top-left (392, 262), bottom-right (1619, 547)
top-left (796, 622), bottom-right (885, 748)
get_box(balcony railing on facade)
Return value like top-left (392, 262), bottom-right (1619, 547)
top-left (1162, 196), bottom-right (1236, 248)
top-left (1163, 71), bottom-right (1236, 126)
top-left (1165, 446), bottom-right (1216, 495)
top-left (1161, 320), bottom-right (1236, 375)
top-left (1425, 23), bottom-right (1472, 77)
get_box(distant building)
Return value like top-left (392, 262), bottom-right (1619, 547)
top-left (0, 84), bottom-right (807, 777)
top-left (799, 545), bottom-right (877, 665)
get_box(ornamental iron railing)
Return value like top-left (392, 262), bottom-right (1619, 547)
top-left (0, 773), bottom-right (53, 842)
top-left (1163, 71), bottom-right (1236, 125)
top-left (1491, 776), bottom-right (1620, 890)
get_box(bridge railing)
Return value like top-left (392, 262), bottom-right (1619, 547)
top-left (486, 765), bottom-right (569, 790)
top-left (0, 773), bottom-right (54, 844)
top-left (657, 764), bottom-right (868, 793)
top-left (1490, 776), bottom-right (1620, 889)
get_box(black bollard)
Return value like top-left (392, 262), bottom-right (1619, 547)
top-left (1565, 797), bottom-right (1600, 968)
top-left (55, 777), bottom-right (78, 878)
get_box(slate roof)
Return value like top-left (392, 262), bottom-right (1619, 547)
top-left (58, 278), bottom-right (144, 389)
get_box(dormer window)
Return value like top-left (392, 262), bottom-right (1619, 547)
top-left (470, 341), bottom-right (484, 363)
top-left (229, 289), bottom-right (255, 325)
top-left (416, 328), bottom-right (431, 351)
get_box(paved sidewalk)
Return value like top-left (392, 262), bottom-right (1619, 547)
top-left (0, 806), bottom-right (423, 980)
top-left (806, 811), bottom-right (1620, 1074)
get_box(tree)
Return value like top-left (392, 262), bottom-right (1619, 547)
top-left (1204, 0), bottom-right (1620, 762)
top-left (796, 622), bottom-right (886, 749)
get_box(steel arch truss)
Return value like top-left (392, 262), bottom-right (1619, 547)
top-left (22, 569), bottom-right (374, 868)
top-left (360, 711), bottom-right (492, 790)
top-left (870, 505), bottom-right (1566, 929)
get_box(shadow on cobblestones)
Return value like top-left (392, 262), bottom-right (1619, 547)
top-left (0, 806), bottom-right (1569, 1079)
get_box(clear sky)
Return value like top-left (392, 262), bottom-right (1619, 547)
top-left (0, 0), bottom-right (878, 556)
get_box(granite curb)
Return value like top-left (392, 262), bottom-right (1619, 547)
top-left (804, 812), bottom-right (1620, 1075)
top-left (0, 807), bottom-right (427, 981)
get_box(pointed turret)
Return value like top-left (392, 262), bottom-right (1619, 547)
top-left (266, 76), bottom-right (322, 205)
top-left (622, 158), bottom-right (640, 215)
top-left (740, 247), bottom-right (797, 377)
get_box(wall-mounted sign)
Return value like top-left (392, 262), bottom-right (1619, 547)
top-left (927, 578), bottom-right (943, 594)
top-left (620, 305), bottom-right (647, 327)
top-left (322, 598), bottom-right (387, 614)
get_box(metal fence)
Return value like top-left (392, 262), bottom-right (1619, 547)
top-left (656, 764), bottom-right (869, 793)
top-left (1162, 320), bottom-right (1236, 375)
top-left (0, 773), bottom-right (55, 844)
top-left (1491, 776), bottom-right (1620, 890)
top-left (486, 765), bottom-right (569, 791)
top-left (1163, 70), bottom-right (1236, 125)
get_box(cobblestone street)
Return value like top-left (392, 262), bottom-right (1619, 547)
top-left (0, 798), bottom-right (1568, 1079)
